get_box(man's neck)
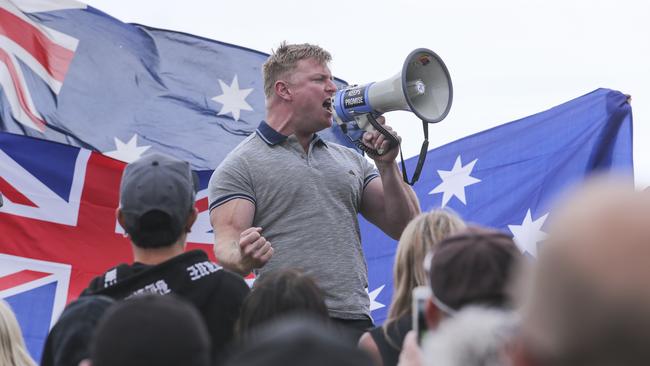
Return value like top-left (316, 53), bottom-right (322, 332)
top-left (266, 106), bottom-right (294, 135)
top-left (131, 241), bottom-right (186, 265)
top-left (266, 108), bottom-right (314, 153)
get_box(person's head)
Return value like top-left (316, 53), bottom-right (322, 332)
top-left (263, 42), bottom-right (336, 132)
top-left (117, 153), bottom-right (198, 249)
top-left (41, 296), bottom-right (114, 366)
top-left (426, 227), bottom-right (521, 329)
top-left (226, 315), bottom-right (373, 366)
top-left (513, 178), bottom-right (650, 366)
top-left (422, 306), bottom-right (518, 366)
top-left (0, 300), bottom-right (37, 366)
top-left (83, 295), bottom-right (210, 366)
top-left (388, 209), bottom-right (466, 323)
top-left (236, 269), bottom-right (328, 340)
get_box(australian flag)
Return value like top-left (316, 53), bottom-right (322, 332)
top-left (0, 131), bottom-right (221, 361)
top-left (0, 0), bottom-right (634, 357)
top-left (363, 88), bottom-right (633, 323)
top-left (0, 0), bottom-right (351, 169)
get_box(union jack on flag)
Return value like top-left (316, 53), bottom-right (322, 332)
top-left (0, 132), bottom-right (217, 361)
top-left (0, 0), bottom-right (82, 132)
top-left (0, 254), bottom-right (71, 358)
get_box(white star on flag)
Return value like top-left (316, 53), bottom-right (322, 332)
top-left (508, 209), bottom-right (549, 257)
top-left (103, 134), bottom-right (151, 163)
top-left (211, 75), bottom-right (253, 121)
top-left (367, 285), bottom-right (386, 311)
top-left (429, 155), bottom-right (481, 207)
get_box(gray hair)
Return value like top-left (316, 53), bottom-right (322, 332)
top-left (422, 306), bottom-right (517, 366)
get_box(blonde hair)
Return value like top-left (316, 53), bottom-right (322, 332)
top-left (0, 300), bottom-right (37, 366)
top-left (387, 209), bottom-right (466, 324)
top-left (262, 41), bottom-right (332, 98)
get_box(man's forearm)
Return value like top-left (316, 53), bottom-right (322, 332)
top-left (214, 237), bottom-right (250, 276)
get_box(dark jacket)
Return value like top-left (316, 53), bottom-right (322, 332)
top-left (81, 250), bottom-right (249, 364)
top-left (369, 313), bottom-right (411, 366)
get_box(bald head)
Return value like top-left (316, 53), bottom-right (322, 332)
top-left (517, 177), bottom-right (650, 366)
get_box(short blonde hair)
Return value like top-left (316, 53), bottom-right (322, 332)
top-left (262, 42), bottom-right (332, 98)
top-left (0, 300), bottom-right (37, 366)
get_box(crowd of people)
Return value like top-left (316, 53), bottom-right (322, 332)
top-left (1, 42), bottom-right (648, 366)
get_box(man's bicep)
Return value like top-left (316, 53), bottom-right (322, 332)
top-left (360, 177), bottom-right (387, 228)
top-left (210, 198), bottom-right (255, 237)
top-left (210, 199), bottom-right (256, 267)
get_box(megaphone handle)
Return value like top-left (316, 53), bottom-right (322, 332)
top-left (356, 113), bottom-right (400, 156)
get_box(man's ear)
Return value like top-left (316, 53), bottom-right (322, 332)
top-left (117, 208), bottom-right (126, 229)
top-left (425, 298), bottom-right (441, 330)
top-left (185, 207), bottom-right (198, 233)
top-left (275, 80), bottom-right (291, 101)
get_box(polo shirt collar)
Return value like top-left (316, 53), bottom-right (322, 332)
top-left (255, 121), bottom-right (328, 148)
top-left (256, 121), bottom-right (287, 145)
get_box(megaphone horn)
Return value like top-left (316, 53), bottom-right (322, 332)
top-left (333, 48), bottom-right (453, 155)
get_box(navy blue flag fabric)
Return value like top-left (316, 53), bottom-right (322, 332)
top-left (0, 0), bottom-right (353, 170)
top-left (362, 88), bottom-right (633, 323)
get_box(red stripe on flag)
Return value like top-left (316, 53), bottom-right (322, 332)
top-left (195, 197), bottom-right (208, 212)
top-left (0, 48), bottom-right (46, 131)
top-left (0, 270), bottom-right (51, 291)
top-left (0, 176), bottom-right (38, 207)
top-left (0, 7), bottom-right (75, 82)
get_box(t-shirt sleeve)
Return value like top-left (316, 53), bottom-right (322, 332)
top-left (208, 153), bottom-right (255, 213)
top-left (360, 155), bottom-right (380, 189)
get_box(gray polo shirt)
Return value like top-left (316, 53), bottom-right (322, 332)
top-left (208, 121), bottom-right (379, 320)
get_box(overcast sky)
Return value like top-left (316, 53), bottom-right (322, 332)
top-left (84, 0), bottom-right (650, 188)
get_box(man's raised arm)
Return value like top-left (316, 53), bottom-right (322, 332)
top-left (359, 116), bottom-right (421, 239)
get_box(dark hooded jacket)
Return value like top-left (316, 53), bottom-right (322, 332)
top-left (80, 250), bottom-right (249, 364)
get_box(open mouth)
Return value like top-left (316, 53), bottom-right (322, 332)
top-left (323, 98), bottom-right (333, 113)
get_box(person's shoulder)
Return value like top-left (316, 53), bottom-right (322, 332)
top-left (213, 133), bottom-right (267, 172)
top-left (234, 131), bottom-right (268, 154)
top-left (197, 267), bottom-right (250, 306)
top-left (80, 263), bottom-right (133, 295)
top-left (183, 251), bottom-right (249, 292)
top-left (80, 274), bottom-right (104, 295)
top-left (220, 134), bottom-right (258, 161)
top-left (215, 268), bottom-right (250, 294)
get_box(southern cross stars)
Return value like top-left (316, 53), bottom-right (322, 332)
top-left (508, 209), bottom-right (548, 257)
top-left (429, 155), bottom-right (481, 207)
top-left (211, 75), bottom-right (253, 122)
top-left (104, 134), bottom-right (150, 163)
top-left (367, 285), bottom-right (386, 311)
